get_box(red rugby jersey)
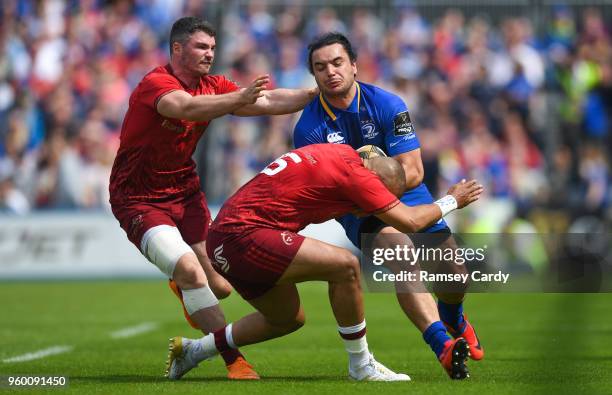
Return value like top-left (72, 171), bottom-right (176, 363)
top-left (109, 65), bottom-right (238, 204)
top-left (212, 144), bottom-right (400, 233)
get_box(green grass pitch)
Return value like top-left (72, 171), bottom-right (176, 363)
top-left (1, 281), bottom-right (611, 394)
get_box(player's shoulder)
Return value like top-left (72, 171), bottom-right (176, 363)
top-left (318, 143), bottom-right (360, 166)
top-left (295, 97), bottom-right (324, 129)
top-left (142, 65), bottom-right (174, 82)
top-left (137, 65), bottom-right (181, 92)
top-left (301, 144), bottom-right (359, 180)
top-left (297, 143), bottom-right (355, 158)
top-left (360, 81), bottom-right (405, 107)
top-left (303, 95), bottom-right (325, 117)
top-left (202, 74), bottom-right (233, 86)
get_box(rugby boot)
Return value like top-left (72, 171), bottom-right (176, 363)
top-left (165, 337), bottom-right (204, 380)
top-left (444, 315), bottom-right (484, 361)
top-left (349, 354), bottom-right (411, 381)
top-left (438, 338), bottom-right (470, 380)
top-left (226, 356), bottom-right (260, 380)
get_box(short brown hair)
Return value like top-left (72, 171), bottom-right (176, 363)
top-left (169, 17), bottom-right (216, 55)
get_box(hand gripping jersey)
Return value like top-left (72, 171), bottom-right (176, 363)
top-left (109, 65), bottom-right (239, 204)
top-left (211, 144), bottom-right (399, 234)
top-left (293, 81), bottom-right (448, 246)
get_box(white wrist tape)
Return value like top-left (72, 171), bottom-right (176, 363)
top-left (434, 195), bottom-right (458, 217)
top-left (182, 286), bottom-right (219, 315)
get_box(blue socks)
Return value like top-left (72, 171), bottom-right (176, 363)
top-left (424, 302), bottom-right (469, 358)
top-left (423, 321), bottom-right (451, 358)
top-left (437, 300), bottom-right (465, 333)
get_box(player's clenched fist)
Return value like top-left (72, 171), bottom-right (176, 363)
top-left (239, 74), bottom-right (270, 104)
top-left (447, 179), bottom-right (484, 208)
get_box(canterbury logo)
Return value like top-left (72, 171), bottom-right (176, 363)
top-left (214, 244), bottom-right (229, 273)
top-left (326, 132), bottom-right (345, 144)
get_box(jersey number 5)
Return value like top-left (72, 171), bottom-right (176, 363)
top-left (261, 152), bottom-right (302, 176)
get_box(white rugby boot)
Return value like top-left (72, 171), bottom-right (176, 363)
top-left (165, 336), bottom-right (214, 380)
top-left (349, 353), bottom-right (411, 381)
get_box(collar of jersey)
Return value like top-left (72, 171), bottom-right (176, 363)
top-left (166, 63), bottom-right (199, 92)
top-left (319, 82), bottom-right (361, 121)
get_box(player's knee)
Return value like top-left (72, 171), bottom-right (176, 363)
top-left (173, 257), bottom-right (208, 290)
top-left (268, 309), bottom-right (306, 335)
top-left (282, 310), bottom-right (306, 333)
top-left (210, 279), bottom-right (232, 299)
top-left (293, 308), bottom-right (306, 330)
top-left (373, 228), bottom-right (417, 272)
top-left (141, 225), bottom-right (194, 279)
top-left (336, 252), bottom-right (360, 282)
top-left (374, 227), bottom-right (413, 253)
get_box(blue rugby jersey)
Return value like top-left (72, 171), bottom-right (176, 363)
top-left (293, 81), bottom-right (448, 246)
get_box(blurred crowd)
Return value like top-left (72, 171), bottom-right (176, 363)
top-left (217, 1), bottom-right (612, 228)
top-left (0, 1), bottom-right (610, 231)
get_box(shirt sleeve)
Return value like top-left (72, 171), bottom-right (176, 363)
top-left (339, 153), bottom-right (400, 214)
top-left (293, 115), bottom-right (325, 148)
top-left (382, 94), bottom-right (421, 157)
top-left (138, 74), bottom-right (182, 110)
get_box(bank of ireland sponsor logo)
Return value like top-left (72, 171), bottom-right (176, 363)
top-left (326, 131), bottom-right (345, 144)
top-left (213, 244), bottom-right (230, 273)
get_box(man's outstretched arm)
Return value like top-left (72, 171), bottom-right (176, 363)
top-left (376, 180), bottom-right (484, 233)
top-left (157, 75), bottom-right (269, 122)
top-left (233, 86), bottom-right (319, 116)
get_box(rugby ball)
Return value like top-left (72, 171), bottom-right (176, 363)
top-left (357, 145), bottom-right (387, 159)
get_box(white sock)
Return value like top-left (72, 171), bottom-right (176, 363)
top-left (190, 334), bottom-right (218, 362)
top-left (225, 323), bottom-right (236, 349)
top-left (338, 320), bottom-right (370, 369)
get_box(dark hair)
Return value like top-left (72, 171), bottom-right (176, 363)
top-left (169, 17), bottom-right (216, 55)
top-left (307, 32), bottom-right (357, 74)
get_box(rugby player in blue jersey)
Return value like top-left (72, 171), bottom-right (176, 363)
top-left (293, 33), bottom-right (483, 379)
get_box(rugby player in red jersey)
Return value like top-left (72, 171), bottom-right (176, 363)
top-left (108, 17), bottom-right (317, 380)
top-left (165, 144), bottom-right (483, 381)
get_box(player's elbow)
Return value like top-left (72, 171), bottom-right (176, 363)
top-left (404, 165), bottom-right (424, 190)
top-left (396, 217), bottom-right (419, 233)
top-left (403, 222), bottom-right (419, 234)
